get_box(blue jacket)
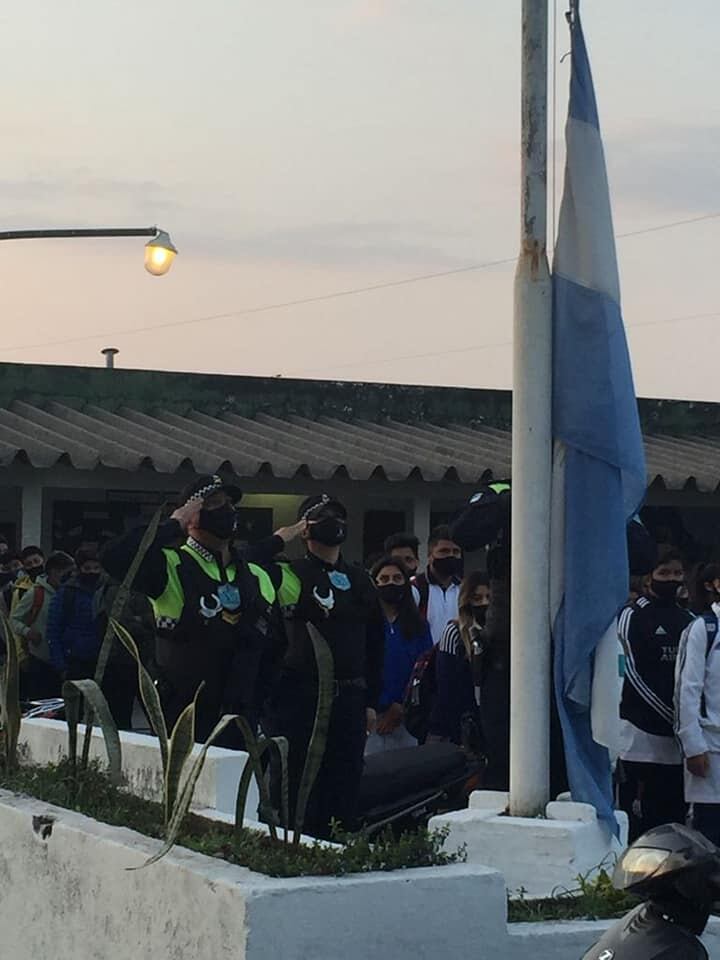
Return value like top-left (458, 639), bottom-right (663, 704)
top-left (46, 579), bottom-right (102, 672)
top-left (429, 621), bottom-right (477, 743)
top-left (379, 616), bottom-right (432, 712)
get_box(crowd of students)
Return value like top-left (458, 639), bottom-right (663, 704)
top-left (5, 483), bottom-right (720, 848)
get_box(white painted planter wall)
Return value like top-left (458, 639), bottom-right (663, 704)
top-left (18, 716), bottom-right (259, 819)
top-left (1, 791), bottom-right (719, 960)
top-left (431, 790), bottom-right (629, 899)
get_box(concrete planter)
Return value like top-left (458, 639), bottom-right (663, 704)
top-left (2, 789), bottom-right (720, 960)
top-left (0, 790), bottom-right (507, 960)
top-left (18, 716), bottom-right (259, 818)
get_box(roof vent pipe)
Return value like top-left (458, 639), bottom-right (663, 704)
top-left (101, 347), bottom-right (119, 369)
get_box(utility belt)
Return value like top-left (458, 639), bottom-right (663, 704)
top-left (282, 670), bottom-right (366, 700)
top-left (331, 677), bottom-right (366, 698)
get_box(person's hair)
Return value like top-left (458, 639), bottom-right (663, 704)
top-left (689, 562), bottom-right (720, 613)
top-left (428, 525), bottom-right (457, 551)
top-left (654, 548), bottom-right (684, 572)
top-left (46, 551), bottom-right (75, 578)
top-left (370, 555), bottom-right (426, 639)
top-left (457, 571), bottom-right (490, 658)
top-left (384, 532), bottom-right (420, 557)
top-left (75, 547), bottom-right (99, 568)
top-left (20, 545), bottom-right (44, 561)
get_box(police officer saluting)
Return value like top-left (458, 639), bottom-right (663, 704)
top-left (102, 475), bottom-right (277, 745)
top-left (268, 494), bottom-right (384, 839)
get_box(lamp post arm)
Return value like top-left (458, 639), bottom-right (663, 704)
top-left (0, 227), bottom-right (159, 241)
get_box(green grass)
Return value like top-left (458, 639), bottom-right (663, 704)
top-left (0, 760), bottom-right (463, 878)
top-left (507, 868), bottom-right (638, 922)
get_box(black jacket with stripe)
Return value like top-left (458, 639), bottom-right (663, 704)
top-left (619, 595), bottom-right (693, 738)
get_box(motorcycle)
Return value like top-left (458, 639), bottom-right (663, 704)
top-left (583, 822), bottom-right (720, 960)
top-left (357, 741), bottom-right (482, 836)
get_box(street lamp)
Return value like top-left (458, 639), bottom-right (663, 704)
top-left (144, 229), bottom-right (178, 276)
top-left (0, 226), bottom-right (178, 276)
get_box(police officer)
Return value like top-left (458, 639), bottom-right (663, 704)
top-left (102, 475), bottom-right (278, 744)
top-left (267, 494), bottom-right (384, 839)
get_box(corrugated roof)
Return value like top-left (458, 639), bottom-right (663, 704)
top-left (0, 399), bottom-right (719, 491)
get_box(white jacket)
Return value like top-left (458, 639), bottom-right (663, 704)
top-left (675, 604), bottom-right (720, 758)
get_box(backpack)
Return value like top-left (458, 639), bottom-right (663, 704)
top-left (402, 645), bottom-right (437, 742)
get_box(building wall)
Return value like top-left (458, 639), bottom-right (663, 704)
top-left (0, 463), bottom-right (477, 566)
top-left (4, 463), bottom-right (720, 568)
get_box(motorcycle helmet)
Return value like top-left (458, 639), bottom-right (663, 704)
top-left (614, 823), bottom-right (720, 908)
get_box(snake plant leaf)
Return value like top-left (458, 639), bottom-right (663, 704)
top-left (136, 713), bottom-right (237, 869)
top-left (270, 735), bottom-right (290, 843)
top-left (293, 623), bottom-right (335, 844)
top-left (111, 618), bottom-right (168, 772)
top-left (94, 506), bottom-right (163, 689)
top-left (0, 610), bottom-right (21, 771)
top-left (164, 682), bottom-right (203, 826)
top-left (234, 717), bottom-right (278, 841)
top-left (62, 679), bottom-right (122, 786)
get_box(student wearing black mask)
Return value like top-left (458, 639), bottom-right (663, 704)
top-left (366, 556), bottom-right (432, 755)
top-left (411, 526), bottom-right (463, 645)
top-left (618, 549), bottom-right (692, 837)
top-left (428, 572), bottom-right (490, 750)
top-left (266, 494), bottom-right (384, 838)
top-left (102, 475), bottom-right (286, 743)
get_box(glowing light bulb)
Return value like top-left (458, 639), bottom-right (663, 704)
top-left (144, 230), bottom-right (178, 276)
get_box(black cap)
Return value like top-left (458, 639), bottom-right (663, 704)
top-left (178, 475), bottom-right (243, 507)
top-left (297, 493), bottom-right (347, 522)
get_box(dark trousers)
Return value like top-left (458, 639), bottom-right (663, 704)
top-left (692, 804), bottom-right (720, 846)
top-left (66, 658), bottom-right (139, 732)
top-left (622, 760), bottom-right (686, 835)
top-left (268, 677), bottom-right (367, 839)
top-left (20, 656), bottom-right (61, 700)
top-left (101, 662), bottom-right (139, 731)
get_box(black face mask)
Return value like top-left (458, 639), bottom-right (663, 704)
top-left (651, 578), bottom-right (682, 601)
top-left (432, 556), bottom-right (463, 579)
top-left (310, 517), bottom-right (348, 547)
top-left (199, 503), bottom-right (237, 541)
top-left (26, 566), bottom-right (44, 581)
top-left (79, 573), bottom-right (100, 590)
top-left (471, 605), bottom-right (488, 628)
top-left (377, 584), bottom-right (407, 606)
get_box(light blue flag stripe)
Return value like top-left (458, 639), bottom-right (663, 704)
top-left (551, 0), bottom-right (647, 836)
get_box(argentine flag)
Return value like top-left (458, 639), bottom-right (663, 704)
top-left (550, 0), bottom-right (646, 835)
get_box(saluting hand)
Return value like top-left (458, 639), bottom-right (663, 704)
top-left (275, 519), bottom-right (308, 544)
top-left (171, 498), bottom-right (202, 533)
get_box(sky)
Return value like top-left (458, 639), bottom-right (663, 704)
top-left (0, 0), bottom-right (718, 400)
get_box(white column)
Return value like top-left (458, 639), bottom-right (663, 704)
top-left (412, 496), bottom-right (431, 569)
top-left (509, 0), bottom-right (553, 817)
top-left (20, 480), bottom-right (44, 550)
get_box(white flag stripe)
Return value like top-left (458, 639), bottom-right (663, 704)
top-left (553, 117), bottom-right (620, 302)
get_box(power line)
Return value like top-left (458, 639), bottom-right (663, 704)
top-left (0, 256), bottom-right (517, 355)
top-left (293, 309), bottom-right (720, 375)
top-left (0, 211), bottom-right (718, 356)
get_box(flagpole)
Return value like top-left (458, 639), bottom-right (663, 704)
top-left (509, 0), bottom-right (553, 817)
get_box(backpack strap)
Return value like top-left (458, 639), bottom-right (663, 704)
top-left (412, 574), bottom-right (430, 620)
top-left (25, 585), bottom-right (45, 628)
top-left (701, 612), bottom-right (719, 658)
top-left (700, 612), bottom-right (719, 719)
